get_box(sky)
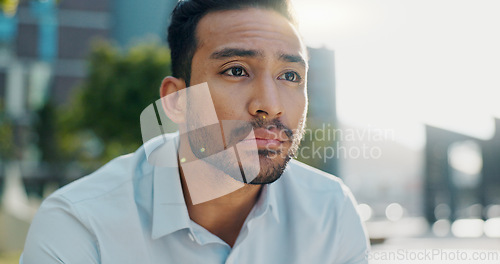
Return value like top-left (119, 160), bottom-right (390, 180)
top-left (293, 0), bottom-right (500, 148)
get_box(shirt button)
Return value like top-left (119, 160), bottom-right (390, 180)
top-left (188, 232), bottom-right (195, 242)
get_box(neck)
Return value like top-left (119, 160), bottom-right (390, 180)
top-left (179, 161), bottom-right (262, 247)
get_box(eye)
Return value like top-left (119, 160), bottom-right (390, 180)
top-left (222, 66), bottom-right (249, 77)
top-left (278, 71), bottom-right (301, 83)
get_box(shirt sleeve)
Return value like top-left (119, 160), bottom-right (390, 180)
top-left (334, 185), bottom-right (370, 264)
top-left (21, 195), bottom-right (100, 264)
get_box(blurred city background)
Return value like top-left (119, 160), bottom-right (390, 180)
top-left (0, 0), bottom-right (499, 263)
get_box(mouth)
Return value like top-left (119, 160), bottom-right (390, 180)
top-left (239, 128), bottom-right (289, 150)
top-left (255, 138), bottom-right (283, 148)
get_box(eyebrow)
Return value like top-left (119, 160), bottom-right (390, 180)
top-left (210, 48), bottom-right (262, 59)
top-left (279, 53), bottom-right (307, 67)
top-left (210, 48), bottom-right (307, 67)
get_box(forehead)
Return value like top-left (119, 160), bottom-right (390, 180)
top-left (194, 8), bottom-right (306, 60)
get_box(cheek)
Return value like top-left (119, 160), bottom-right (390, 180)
top-left (207, 86), bottom-right (242, 119)
top-left (275, 94), bottom-right (306, 134)
top-left (285, 89), bottom-right (307, 115)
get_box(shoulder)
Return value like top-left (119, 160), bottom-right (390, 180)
top-left (22, 147), bottom-right (152, 263)
top-left (53, 132), bottom-right (178, 205)
top-left (52, 147), bottom-right (150, 205)
top-left (32, 145), bottom-right (153, 233)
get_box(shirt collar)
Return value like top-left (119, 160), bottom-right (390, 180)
top-left (258, 180), bottom-right (281, 223)
top-left (149, 133), bottom-right (191, 240)
top-left (151, 164), bottom-right (192, 239)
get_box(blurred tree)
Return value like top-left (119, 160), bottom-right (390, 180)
top-left (58, 40), bottom-right (171, 169)
top-left (0, 0), bottom-right (20, 16)
top-left (295, 119), bottom-right (337, 173)
top-left (36, 102), bottom-right (59, 163)
top-left (0, 102), bottom-right (14, 161)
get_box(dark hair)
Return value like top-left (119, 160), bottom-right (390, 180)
top-left (167, 0), bottom-right (296, 86)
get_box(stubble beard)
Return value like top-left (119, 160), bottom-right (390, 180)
top-left (185, 111), bottom-right (306, 185)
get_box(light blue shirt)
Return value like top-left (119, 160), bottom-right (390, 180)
top-left (21, 133), bottom-right (369, 264)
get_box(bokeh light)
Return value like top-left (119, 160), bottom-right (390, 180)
top-left (451, 219), bottom-right (484, 238)
top-left (385, 203), bottom-right (404, 222)
top-left (432, 219), bottom-right (450, 237)
top-left (484, 218), bottom-right (500, 238)
top-left (357, 203), bottom-right (373, 222)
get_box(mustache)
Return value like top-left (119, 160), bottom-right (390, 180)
top-left (229, 117), bottom-right (294, 144)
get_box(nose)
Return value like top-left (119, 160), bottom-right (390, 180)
top-left (248, 75), bottom-right (284, 119)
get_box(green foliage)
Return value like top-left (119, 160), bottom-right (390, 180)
top-left (0, 121), bottom-right (13, 159)
top-left (0, 250), bottom-right (22, 264)
top-left (295, 118), bottom-right (338, 175)
top-left (0, 103), bottom-right (14, 160)
top-left (58, 40), bottom-right (171, 167)
top-left (0, 0), bottom-right (18, 16)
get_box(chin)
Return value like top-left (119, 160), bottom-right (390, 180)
top-left (245, 152), bottom-right (291, 185)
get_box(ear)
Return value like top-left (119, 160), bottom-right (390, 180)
top-left (159, 76), bottom-right (187, 124)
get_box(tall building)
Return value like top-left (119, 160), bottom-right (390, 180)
top-left (112, 0), bottom-right (177, 47)
top-left (1, 0), bottom-right (113, 115)
top-left (424, 118), bottom-right (500, 223)
top-left (301, 47), bottom-right (338, 175)
top-left (0, 0), bottom-right (178, 194)
top-left (4, 0), bottom-right (177, 106)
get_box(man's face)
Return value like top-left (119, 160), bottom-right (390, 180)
top-left (185, 8), bottom-right (308, 184)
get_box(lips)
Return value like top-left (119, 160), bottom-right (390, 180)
top-left (254, 138), bottom-right (282, 148)
top-left (253, 128), bottom-right (288, 141)
top-left (240, 128), bottom-right (289, 149)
